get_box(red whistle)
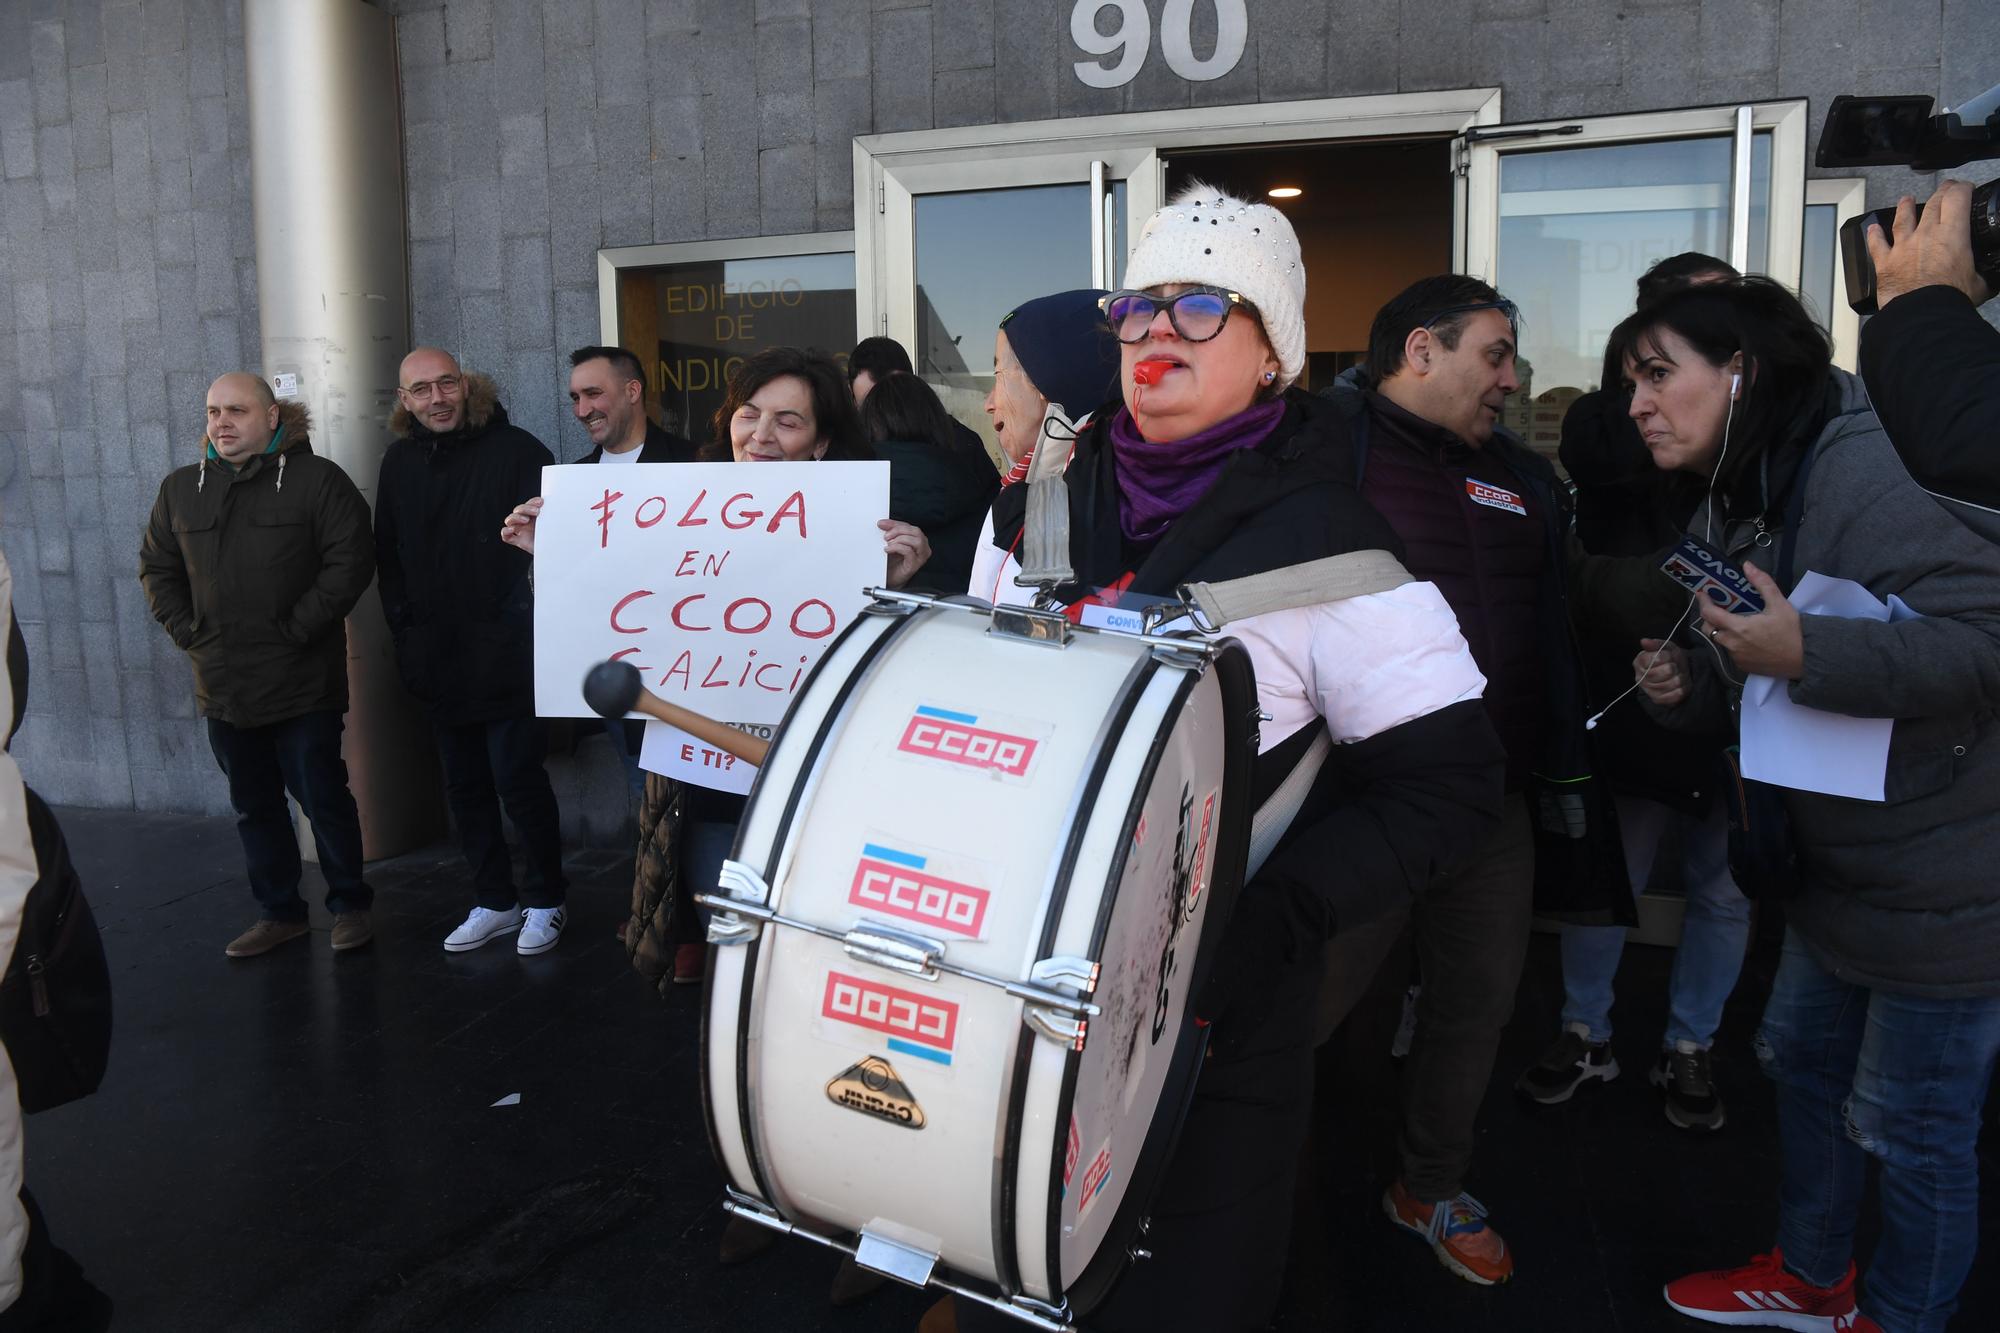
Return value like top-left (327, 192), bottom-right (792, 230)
top-left (1133, 360), bottom-right (1175, 386)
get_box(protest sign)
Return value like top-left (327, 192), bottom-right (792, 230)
top-left (638, 718), bottom-right (770, 795)
top-left (533, 460), bottom-right (890, 725)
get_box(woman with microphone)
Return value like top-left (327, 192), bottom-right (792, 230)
top-left (1616, 277), bottom-right (2000, 1333)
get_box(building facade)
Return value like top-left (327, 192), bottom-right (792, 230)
top-left (0, 0), bottom-right (1993, 826)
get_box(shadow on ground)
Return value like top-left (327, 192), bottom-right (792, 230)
top-left (23, 807), bottom-right (1999, 1331)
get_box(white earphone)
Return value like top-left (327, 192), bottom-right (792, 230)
top-left (1730, 371), bottom-right (1741, 399)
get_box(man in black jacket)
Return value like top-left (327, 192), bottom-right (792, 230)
top-left (564, 346), bottom-right (698, 802)
top-left (140, 374), bottom-right (376, 959)
top-left (378, 348), bottom-right (568, 956)
top-left (1513, 255), bottom-right (1751, 1134)
top-left (569, 345), bottom-right (697, 466)
top-left (1315, 275), bottom-right (1618, 1288)
top-left (1860, 179), bottom-right (2000, 536)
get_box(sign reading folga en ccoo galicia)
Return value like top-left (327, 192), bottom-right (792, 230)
top-left (531, 461), bottom-right (890, 726)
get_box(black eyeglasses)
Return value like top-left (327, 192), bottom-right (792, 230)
top-left (1100, 287), bottom-right (1251, 344)
top-left (1421, 299), bottom-right (1520, 342)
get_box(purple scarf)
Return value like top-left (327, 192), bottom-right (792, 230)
top-left (1109, 399), bottom-right (1287, 543)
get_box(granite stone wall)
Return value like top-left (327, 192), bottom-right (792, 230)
top-left (1, 0), bottom-right (1993, 821)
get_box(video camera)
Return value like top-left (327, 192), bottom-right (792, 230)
top-left (1815, 82), bottom-right (2000, 314)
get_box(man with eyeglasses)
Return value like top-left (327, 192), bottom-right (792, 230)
top-left (376, 347), bottom-right (570, 956)
top-left (1312, 275), bottom-right (1617, 1289)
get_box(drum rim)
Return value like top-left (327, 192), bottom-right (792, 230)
top-left (994, 648), bottom-right (1162, 1299)
top-left (701, 603), bottom-right (922, 1210)
top-left (1052, 638), bottom-right (1259, 1316)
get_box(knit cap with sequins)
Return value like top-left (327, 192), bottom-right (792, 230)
top-left (1120, 180), bottom-right (1307, 389)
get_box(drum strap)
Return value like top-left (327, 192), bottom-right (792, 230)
top-left (1247, 731), bottom-right (1330, 879)
top-left (1179, 548), bottom-right (1414, 630)
top-left (1185, 548), bottom-right (1416, 881)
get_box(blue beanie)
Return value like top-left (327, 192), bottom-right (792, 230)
top-left (999, 289), bottom-right (1120, 423)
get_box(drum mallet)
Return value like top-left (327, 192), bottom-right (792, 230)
top-left (581, 661), bottom-right (770, 768)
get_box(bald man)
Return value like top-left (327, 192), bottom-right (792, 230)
top-left (377, 348), bottom-right (568, 956)
top-left (139, 372), bottom-right (377, 958)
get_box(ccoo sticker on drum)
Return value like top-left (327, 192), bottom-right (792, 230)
top-left (895, 704), bottom-right (1051, 783)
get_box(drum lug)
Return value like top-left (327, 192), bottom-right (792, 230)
top-left (988, 603), bottom-right (1073, 648)
top-left (703, 859), bottom-right (772, 946)
top-left (862, 588), bottom-right (924, 617)
top-left (1025, 1005), bottom-right (1088, 1052)
top-left (855, 1228), bottom-right (940, 1288)
top-left (1029, 955), bottom-right (1101, 996)
top-left (842, 922), bottom-right (945, 980)
top-left (1149, 641), bottom-right (1209, 672)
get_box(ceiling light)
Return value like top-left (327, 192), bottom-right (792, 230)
top-left (1267, 186), bottom-right (1303, 199)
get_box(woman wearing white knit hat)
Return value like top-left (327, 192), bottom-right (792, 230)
top-left (959, 185), bottom-right (1506, 1329)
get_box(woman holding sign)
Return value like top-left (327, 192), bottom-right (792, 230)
top-left (499, 346), bottom-right (930, 989)
top-left (945, 185), bottom-right (1508, 1331)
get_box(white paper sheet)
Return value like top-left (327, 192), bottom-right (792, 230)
top-left (638, 718), bottom-right (764, 794)
top-left (1737, 570), bottom-right (1911, 802)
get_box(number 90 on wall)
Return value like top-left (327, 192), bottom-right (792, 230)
top-left (1072, 0), bottom-right (1249, 89)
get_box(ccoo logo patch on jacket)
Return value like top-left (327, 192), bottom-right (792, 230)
top-left (1465, 478), bottom-right (1526, 516)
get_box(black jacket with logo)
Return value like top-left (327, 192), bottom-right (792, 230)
top-left (1324, 369), bottom-right (1634, 923)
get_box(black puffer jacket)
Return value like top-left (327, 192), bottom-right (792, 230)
top-left (376, 375), bottom-right (551, 725)
top-left (1558, 389), bottom-right (1729, 812)
top-left (139, 402), bottom-right (376, 729)
top-left (879, 430), bottom-right (1000, 594)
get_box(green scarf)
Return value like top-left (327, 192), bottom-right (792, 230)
top-left (204, 423), bottom-right (287, 472)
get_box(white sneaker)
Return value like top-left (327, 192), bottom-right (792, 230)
top-left (518, 905), bottom-right (567, 955)
top-left (444, 905), bottom-right (522, 953)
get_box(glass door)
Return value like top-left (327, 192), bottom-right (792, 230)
top-left (1457, 102), bottom-right (1807, 459)
top-left (907, 176), bottom-right (1128, 450)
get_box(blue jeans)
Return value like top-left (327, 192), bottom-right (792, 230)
top-left (206, 710), bottom-right (371, 921)
top-left (1759, 929), bottom-right (2000, 1333)
top-left (1559, 795), bottom-right (1751, 1048)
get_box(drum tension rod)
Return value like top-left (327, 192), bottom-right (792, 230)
top-left (723, 1192), bottom-right (1079, 1333)
top-left (691, 891), bottom-right (1103, 1019)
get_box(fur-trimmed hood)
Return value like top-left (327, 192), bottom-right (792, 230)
top-left (389, 371), bottom-right (503, 440)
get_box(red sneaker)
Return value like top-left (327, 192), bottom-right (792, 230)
top-left (673, 941), bottom-right (706, 985)
top-left (1663, 1249), bottom-right (1873, 1330)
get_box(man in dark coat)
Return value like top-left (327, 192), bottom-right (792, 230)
top-left (377, 348), bottom-right (567, 956)
top-left (565, 346), bottom-right (698, 799)
top-left (1859, 179), bottom-right (2000, 540)
top-left (139, 372), bottom-right (376, 958)
top-left (569, 345), bottom-right (697, 466)
top-left (1314, 276), bottom-right (1620, 1287)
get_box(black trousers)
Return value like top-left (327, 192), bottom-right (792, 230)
top-left (957, 949), bottom-right (1325, 1333)
top-left (206, 710), bottom-right (370, 921)
top-left (432, 716), bottom-right (566, 910)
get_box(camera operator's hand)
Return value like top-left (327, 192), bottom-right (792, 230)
top-left (1867, 181), bottom-right (1995, 310)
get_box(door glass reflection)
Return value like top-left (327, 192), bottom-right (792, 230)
top-left (915, 182), bottom-right (1119, 450)
top-left (1496, 134), bottom-right (1772, 459)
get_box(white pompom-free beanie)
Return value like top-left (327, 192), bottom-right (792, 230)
top-left (1121, 180), bottom-right (1307, 389)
